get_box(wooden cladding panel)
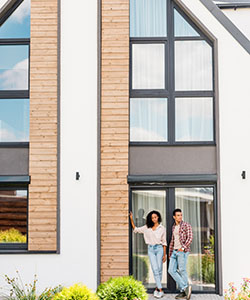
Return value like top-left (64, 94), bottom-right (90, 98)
top-left (29, 0), bottom-right (58, 252)
top-left (101, 0), bottom-right (130, 282)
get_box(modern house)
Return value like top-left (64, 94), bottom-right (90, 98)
top-left (0, 0), bottom-right (249, 296)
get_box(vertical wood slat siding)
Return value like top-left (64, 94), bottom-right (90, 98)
top-left (29, 0), bottom-right (58, 251)
top-left (101, 0), bottom-right (130, 282)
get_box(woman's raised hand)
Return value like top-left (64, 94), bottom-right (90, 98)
top-left (129, 211), bottom-right (133, 219)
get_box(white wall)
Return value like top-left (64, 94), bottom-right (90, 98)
top-left (179, 0), bottom-right (250, 292)
top-left (0, 0), bottom-right (98, 292)
top-left (222, 8), bottom-right (250, 40)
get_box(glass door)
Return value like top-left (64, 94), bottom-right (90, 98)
top-left (131, 190), bottom-right (167, 289)
top-left (130, 186), bottom-right (216, 293)
top-left (175, 187), bottom-right (215, 291)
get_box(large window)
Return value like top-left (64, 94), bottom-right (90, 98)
top-left (0, 0), bottom-right (30, 143)
top-left (130, 1), bottom-right (214, 144)
top-left (130, 186), bottom-right (216, 292)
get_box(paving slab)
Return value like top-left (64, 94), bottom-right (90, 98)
top-left (148, 294), bottom-right (223, 299)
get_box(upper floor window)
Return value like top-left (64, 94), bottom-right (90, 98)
top-left (130, 0), bottom-right (214, 144)
top-left (0, 0), bottom-right (30, 143)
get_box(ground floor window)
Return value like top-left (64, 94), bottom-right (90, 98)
top-left (0, 187), bottom-right (28, 250)
top-left (130, 185), bottom-right (217, 293)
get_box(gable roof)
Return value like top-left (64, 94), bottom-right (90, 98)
top-left (200, 0), bottom-right (250, 54)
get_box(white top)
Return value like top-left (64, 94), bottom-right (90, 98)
top-left (133, 224), bottom-right (167, 246)
top-left (173, 224), bottom-right (182, 249)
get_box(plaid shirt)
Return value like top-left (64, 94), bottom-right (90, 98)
top-left (169, 220), bottom-right (193, 258)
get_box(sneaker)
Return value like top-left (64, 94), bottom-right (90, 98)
top-left (153, 289), bottom-right (159, 298)
top-left (156, 291), bottom-right (164, 298)
top-left (184, 285), bottom-right (192, 300)
top-left (175, 291), bottom-right (186, 299)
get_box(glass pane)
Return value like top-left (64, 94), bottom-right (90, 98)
top-left (0, 189), bottom-right (27, 243)
top-left (132, 190), bottom-right (167, 289)
top-left (130, 0), bottom-right (167, 37)
top-left (130, 98), bottom-right (168, 142)
top-left (175, 187), bottom-right (215, 291)
top-left (0, 45), bottom-right (29, 90)
top-left (132, 44), bottom-right (165, 89)
top-left (175, 41), bottom-right (213, 91)
top-left (0, 0), bottom-right (30, 38)
top-left (174, 9), bottom-right (199, 37)
top-left (0, 99), bottom-right (29, 142)
top-left (175, 97), bottom-right (213, 142)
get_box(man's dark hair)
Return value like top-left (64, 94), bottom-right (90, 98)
top-left (173, 208), bottom-right (182, 216)
top-left (146, 210), bottom-right (162, 228)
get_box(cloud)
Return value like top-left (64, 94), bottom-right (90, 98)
top-left (0, 128), bottom-right (16, 141)
top-left (0, 120), bottom-right (28, 142)
top-left (12, 0), bottom-right (30, 23)
top-left (0, 58), bottom-right (28, 90)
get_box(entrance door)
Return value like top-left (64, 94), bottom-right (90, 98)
top-left (130, 186), bottom-right (216, 293)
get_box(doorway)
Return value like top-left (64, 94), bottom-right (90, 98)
top-left (129, 185), bottom-right (217, 293)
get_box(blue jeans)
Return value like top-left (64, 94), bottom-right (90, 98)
top-left (148, 244), bottom-right (164, 289)
top-left (168, 250), bottom-right (189, 291)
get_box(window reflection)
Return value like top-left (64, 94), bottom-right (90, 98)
top-left (130, 98), bottom-right (168, 142)
top-left (0, 0), bottom-right (30, 38)
top-left (0, 45), bottom-right (29, 90)
top-left (130, 0), bottom-right (167, 37)
top-left (0, 99), bottom-right (29, 142)
top-left (175, 41), bottom-right (213, 91)
top-left (175, 97), bottom-right (213, 142)
top-left (0, 189), bottom-right (27, 243)
top-left (174, 9), bottom-right (199, 37)
top-left (132, 44), bottom-right (165, 89)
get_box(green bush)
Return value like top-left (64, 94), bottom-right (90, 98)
top-left (202, 235), bottom-right (215, 284)
top-left (0, 228), bottom-right (26, 243)
top-left (54, 284), bottom-right (98, 300)
top-left (97, 276), bottom-right (148, 300)
top-left (132, 255), bottom-right (149, 283)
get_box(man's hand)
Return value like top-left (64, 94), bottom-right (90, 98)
top-left (178, 248), bottom-right (184, 252)
top-left (162, 254), bottom-right (166, 263)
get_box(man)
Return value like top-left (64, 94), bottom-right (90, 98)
top-left (168, 209), bottom-right (193, 300)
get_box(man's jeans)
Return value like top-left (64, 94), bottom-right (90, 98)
top-left (148, 244), bottom-right (164, 289)
top-left (168, 250), bottom-right (189, 291)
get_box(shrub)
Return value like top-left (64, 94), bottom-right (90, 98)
top-left (0, 228), bottom-right (26, 243)
top-left (202, 235), bottom-right (215, 284)
top-left (2, 272), bottom-right (62, 300)
top-left (224, 278), bottom-right (250, 299)
top-left (54, 284), bottom-right (98, 300)
top-left (97, 276), bottom-right (148, 300)
top-left (132, 255), bottom-right (149, 283)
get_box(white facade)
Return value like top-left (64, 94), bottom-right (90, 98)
top-left (0, 0), bottom-right (249, 295)
top-left (223, 8), bottom-right (250, 40)
top-left (0, 0), bottom-right (98, 292)
top-left (179, 0), bottom-right (250, 290)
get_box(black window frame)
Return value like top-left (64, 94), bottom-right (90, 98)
top-left (129, 0), bottom-right (216, 146)
top-left (0, 0), bottom-right (30, 148)
top-left (128, 182), bottom-right (219, 294)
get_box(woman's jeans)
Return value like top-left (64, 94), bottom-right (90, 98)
top-left (168, 250), bottom-right (189, 291)
top-left (148, 244), bottom-right (164, 289)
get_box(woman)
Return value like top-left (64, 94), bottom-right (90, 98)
top-left (129, 210), bottom-right (167, 298)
